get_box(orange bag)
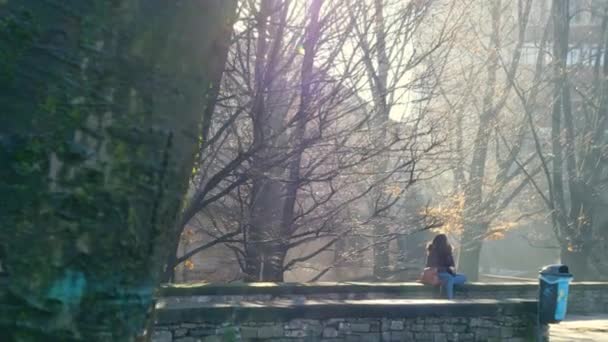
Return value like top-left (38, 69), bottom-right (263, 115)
top-left (419, 267), bottom-right (440, 286)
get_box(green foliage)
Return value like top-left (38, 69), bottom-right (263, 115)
top-left (0, 10), bottom-right (37, 83)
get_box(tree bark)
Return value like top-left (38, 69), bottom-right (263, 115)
top-left (244, 0), bottom-right (289, 282)
top-left (373, 223), bottom-right (391, 279)
top-left (244, 0), bottom-right (324, 282)
top-left (458, 0), bottom-right (501, 281)
top-left (550, 0), bottom-right (594, 279)
top-left (245, 178), bottom-right (287, 282)
top-left (370, 0), bottom-right (392, 281)
top-left (0, 1), bottom-right (236, 339)
top-left (458, 223), bottom-right (489, 281)
top-left (561, 247), bottom-right (590, 280)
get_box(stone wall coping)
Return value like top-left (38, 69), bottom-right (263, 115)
top-left (154, 298), bottom-right (538, 324)
top-left (159, 281), bottom-right (607, 297)
top-left (158, 282), bottom-right (524, 296)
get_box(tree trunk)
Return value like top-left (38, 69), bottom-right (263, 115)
top-left (0, 1), bottom-right (236, 339)
top-left (245, 177), bottom-right (286, 282)
top-left (370, 0), bottom-right (392, 281)
top-left (162, 251), bottom-right (178, 283)
top-left (245, 72), bottom-right (288, 282)
top-left (458, 244), bottom-right (483, 282)
top-left (458, 0), bottom-right (501, 282)
top-left (244, 240), bottom-right (287, 282)
top-left (373, 223), bottom-right (391, 279)
top-left (279, 0), bottom-right (323, 263)
top-left (561, 247), bottom-right (589, 281)
top-left (244, 0), bottom-right (324, 282)
top-left (550, 0), bottom-right (595, 279)
top-left (242, 0), bottom-right (285, 283)
top-left (458, 223), bottom-right (488, 281)
top-left (246, 153), bottom-right (287, 283)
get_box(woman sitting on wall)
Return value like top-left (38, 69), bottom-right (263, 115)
top-left (422, 234), bottom-right (466, 299)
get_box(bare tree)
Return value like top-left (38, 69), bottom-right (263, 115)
top-left (511, 0), bottom-right (608, 280)
top-left (345, 0), bottom-right (457, 280)
top-left (426, 0), bottom-right (539, 281)
top-left (168, 0), bottom-right (450, 282)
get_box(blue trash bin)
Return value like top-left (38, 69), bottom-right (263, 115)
top-left (538, 264), bottom-right (573, 324)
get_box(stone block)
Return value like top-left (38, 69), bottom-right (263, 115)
top-left (426, 317), bottom-right (441, 324)
top-left (202, 337), bottom-right (222, 342)
top-left (427, 324), bottom-right (441, 332)
top-left (285, 329), bottom-right (307, 338)
top-left (500, 327), bottom-right (514, 337)
top-left (240, 326), bottom-right (258, 338)
top-left (174, 338), bottom-right (200, 342)
top-left (360, 334), bottom-right (381, 342)
top-left (390, 320), bottom-right (404, 331)
top-left (174, 329), bottom-right (187, 338)
top-left (473, 328), bottom-right (490, 340)
top-left (152, 331), bottom-right (172, 342)
top-left (480, 319), bottom-right (497, 328)
top-left (502, 316), bottom-right (517, 325)
top-left (446, 332), bottom-right (460, 342)
top-left (484, 338), bottom-right (502, 342)
top-left (342, 334), bottom-right (377, 342)
top-left (285, 319), bottom-right (317, 330)
top-left (458, 333), bottom-right (475, 342)
top-left (392, 331), bottom-right (413, 341)
top-left (308, 323), bottom-right (324, 336)
top-left (258, 324), bottom-right (284, 338)
top-left (189, 328), bottom-right (215, 337)
top-left (452, 324), bottom-right (467, 333)
top-left (470, 318), bottom-right (482, 327)
top-left (350, 323), bottom-right (371, 332)
top-left (434, 333), bottom-right (448, 342)
top-left (370, 321), bottom-right (381, 332)
top-left (323, 327), bottom-right (339, 338)
top-left (411, 324), bottom-right (424, 332)
top-left (326, 318), bottom-right (345, 326)
top-left (513, 328), bottom-right (531, 338)
top-left (215, 326), bottom-right (238, 336)
top-left (414, 332), bottom-right (433, 341)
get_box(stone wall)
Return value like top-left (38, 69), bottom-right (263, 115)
top-left (153, 298), bottom-right (544, 342)
top-left (159, 282), bottom-right (608, 315)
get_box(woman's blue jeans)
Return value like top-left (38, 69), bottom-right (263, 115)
top-left (438, 272), bottom-right (466, 299)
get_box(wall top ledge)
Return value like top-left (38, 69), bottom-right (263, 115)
top-left (155, 298), bottom-right (538, 324)
top-left (159, 281), bottom-right (607, 297)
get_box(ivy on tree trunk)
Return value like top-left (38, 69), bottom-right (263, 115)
top-left (0, 1), bottom-right (236, 340)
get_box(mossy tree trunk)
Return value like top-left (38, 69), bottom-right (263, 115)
top-left (0, 1), bottom-right (236, 340)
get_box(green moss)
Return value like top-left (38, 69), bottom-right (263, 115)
top-left (0, 10), bottom-right (37, 82)
top-left (1, 0), bottom-right (237, 339)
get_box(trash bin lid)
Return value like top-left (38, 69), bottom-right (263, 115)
top-left (539, 264), bottom-right (573, 277)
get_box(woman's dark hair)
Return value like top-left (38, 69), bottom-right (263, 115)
top-left (427, 233), bottom-right (452, 255)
